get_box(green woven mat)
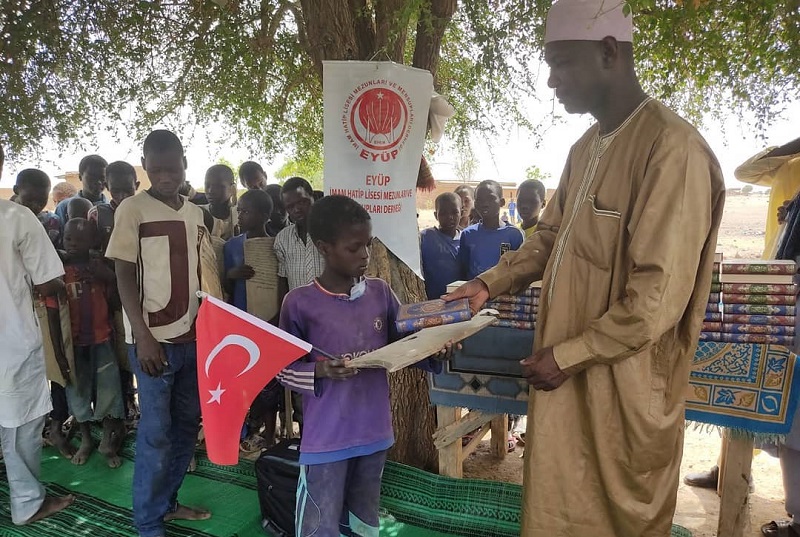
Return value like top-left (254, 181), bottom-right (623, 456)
top-left (0, 431), bottom-right (692, 537)
top-left (380, 461), bottom-right (693, 537)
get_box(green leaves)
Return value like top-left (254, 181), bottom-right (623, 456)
top-left (1, 0), bottom-right (798, 159)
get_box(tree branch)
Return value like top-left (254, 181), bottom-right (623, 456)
top-left (412, 0), bottom-right (457, 81)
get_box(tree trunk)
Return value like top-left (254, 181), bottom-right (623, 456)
top-left (297, 0), bottom-right (458, 471)
top-left (367, 238), bottom-right (439, 471)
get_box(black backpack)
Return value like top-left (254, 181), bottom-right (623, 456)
top-left (255, 438), bottom-right (301, 536)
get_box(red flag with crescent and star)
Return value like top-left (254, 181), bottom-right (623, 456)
top-left (196, 293), bottom-right (312, 465)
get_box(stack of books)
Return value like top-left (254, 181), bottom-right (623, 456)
top-left (701, 254), bottom-right (723, 338)
top-left (484, 282), bottom-right (541, 331)
top-left (700, 259), bottom-right (797, 347)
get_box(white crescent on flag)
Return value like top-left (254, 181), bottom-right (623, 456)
top-left (204, 334), bottom-right (261, 378)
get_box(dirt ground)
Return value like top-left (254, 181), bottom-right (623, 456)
top-left (457, 192), bottom-right (786, 537)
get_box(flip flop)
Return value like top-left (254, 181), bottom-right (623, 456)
top-left (762, 520), bottom-right (800, 537)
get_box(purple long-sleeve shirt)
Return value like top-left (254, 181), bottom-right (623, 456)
top-left (278, 277), bottom-right (440, 464)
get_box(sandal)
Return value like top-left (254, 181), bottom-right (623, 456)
top-left (240, 435), bottom-right (269, 454)
top-left (762, 520), bottom-right (800, 537)
top-left (513, 432), bottom-right (526, 447)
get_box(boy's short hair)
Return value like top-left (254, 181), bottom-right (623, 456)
top-left (68, 197), bottom-right (93, 218)
top-left (518, 179), bottom-right (546, 201)
top-left (239, 189), bottom-right (273, 215)
top-left (52, 181), bottom-right (78, 200)
top-left (106, 161), bottom-right (137, 183)
top-left (142, 129), bottom-right (184, 156)
top-left (238, 161), bottom-right (265, 180)
top-left (308, 195), bottom-right (370, 244)
top-left (454, 184), bottom-right (474, 197)
top-left (281, 176), bottom-right (314, 198)
top-left (63, 217), bottom-right (93, 235)
top-left (206, 164), bottom-right (235, 184)
top-left (16, 168), bottom-right (51, 190)
top-left (477, 179), bottom-right (503, 198)
top-left (78, 155), bottom-right (108, 175)
top-left (435, 192), bottom-right (461, 211)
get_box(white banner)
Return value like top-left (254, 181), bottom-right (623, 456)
top-left (323, 61), bottom-right (433, 278)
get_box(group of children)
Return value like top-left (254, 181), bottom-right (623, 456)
top-left (421, 178), bottom-right (546, 300)
top-left (4, 129), bottom-right (545, 536)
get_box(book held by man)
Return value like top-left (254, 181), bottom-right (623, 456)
top-left (396, 298), bottom-right (472, 333)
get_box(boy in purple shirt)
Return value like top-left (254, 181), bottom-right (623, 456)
top-left (277, 195), bottom-right (445, 537)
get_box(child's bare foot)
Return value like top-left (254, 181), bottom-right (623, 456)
top-left (71, 422), bottom-right (94, 465)
top-left (98, 418), bottom-right (125, 468)
top-left (23, 494), bottom-right (75, 524)
top-left (164, 504), bottom-right (211, 522)
top-left (48, 425), bottom-right (75, 460)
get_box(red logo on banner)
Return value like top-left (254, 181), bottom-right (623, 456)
top-left (351, 88), bottom-right (408, 151)
top-left (196, 295), bottom-right (311, 465)
top-left (342, 82), bottom-right (414, 163)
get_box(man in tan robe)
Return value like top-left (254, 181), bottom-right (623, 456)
top-left (446, 1), bottom-right (725, 535)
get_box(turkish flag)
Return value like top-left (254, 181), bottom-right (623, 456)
top-left (196, 294), bottom-right (312, 465)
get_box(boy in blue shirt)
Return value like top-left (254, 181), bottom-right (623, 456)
top-left (459, 179), bottom-right (524, 279)
top-left (420, 192), bottom-right (462, 299)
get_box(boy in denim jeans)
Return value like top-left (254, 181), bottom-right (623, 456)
top-left (106, 130), bottom-right (211, 537)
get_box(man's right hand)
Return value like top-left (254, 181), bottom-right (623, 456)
top-left (778, 200), bottom-right (792, 225)
top-left (136, 334), bottom-right (168, 377)
top-left (442, 278), bottom-right (490, 314)
top-left (227, 265), bottom-right (255, 280)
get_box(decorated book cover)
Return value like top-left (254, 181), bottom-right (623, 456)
top-left (396, 298), bottom-right (472, 333)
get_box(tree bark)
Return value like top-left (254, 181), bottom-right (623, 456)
top-left (300, 0), bottom-right (458, 471)
top-left (412, 0), bottom-right (457, 85)
top-left (367, 238), bottom-right (439, 472)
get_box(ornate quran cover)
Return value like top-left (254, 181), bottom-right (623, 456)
top-left (396, 298), bottom-right (472, 333)
top-left (723, 304), bottom-right (796, 315)
top-left (722, 259), bottom-right (796, 275)
top-left (724, 293), bottom-right (796, 305)
top-left (722, 323), bottom-right (795, 336)
top-left (724, 314), bottom-right (795, 326)
top-left (721, 283), bottom-right (798, 295)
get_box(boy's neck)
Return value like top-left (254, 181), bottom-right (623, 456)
top-left (245, 225), bottom-right (268, 239)
top-left (437, 226), bottom-right (458, 239)
top-left (482, 215), bottom-right (501, 229)
top-left (68, 252), bottom-right (91, 263)
top-left (209, 201), bottom-right (231, 218)
top-left (148, 189), bottom-right (183, 210)
top-left (317, 269), bottom-right (355, 295)
top-left (82, 190), bottom-right (102, 203)
top-left (521, 216), bottom-right (539, 230)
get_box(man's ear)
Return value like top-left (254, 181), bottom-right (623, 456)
top-left (13, 185), bottom-right (19, 195)
top-left (600, 36), bottom-right (619, 67)
top-left (135, 181), bottom-right (141, 190)
top-left (140, 156), bottom-right (147, 171)
top-left (183, 156), bottom-right (188, 170)
top-left (500, 197), bottom-right (506, 208)
top-left (542, 199), bottom-right (547, 208)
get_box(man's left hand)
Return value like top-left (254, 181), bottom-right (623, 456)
top-left (521, 346), bottom-right (569, 391)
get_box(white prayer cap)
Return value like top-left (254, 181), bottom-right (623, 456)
top-left (544, 0), bottom-right (633, 44)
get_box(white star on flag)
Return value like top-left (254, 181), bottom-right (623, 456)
top-left (208, 382), bottom-right (226, 404)
top-left (377, 91), bottom-right (384, 99)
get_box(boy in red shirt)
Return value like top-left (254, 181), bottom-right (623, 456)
top-left (61, 218), bottom-right (126, 468)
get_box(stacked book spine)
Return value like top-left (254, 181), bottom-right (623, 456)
top-left (700, 257), bottom-right (722, 341)
top-left (484, 283), bottom-right (541, 331)
top-left (700, 259), bottom-right (797, 347)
